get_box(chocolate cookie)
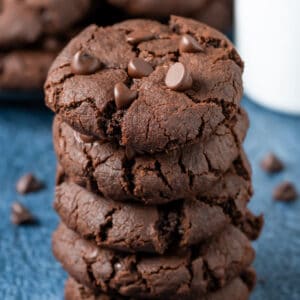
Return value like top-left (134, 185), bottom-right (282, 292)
top-left (0, 50), bottom-right (56, 90)
top-left (54, 181), bottom-right (261, 254)
top-left (53, 110), bottom-right (250, 204)
top-left (65, 274), bottom-right (253, 300)
top-left (53, 223), bottom-right (255, 299)
top-left (108, 0), bottom-right (232, 32)
top-left (45, 16), bottom-right (244, 154)
top-left (0, 0), bottom-right (91, 48)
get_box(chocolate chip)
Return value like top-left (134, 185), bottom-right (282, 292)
top-left (71, 50), bottom-right (101, 75)
top-left (260, 153), bottom-right (284, 173)
top-left (179, 34), bottom-right (204, 53)
top-left (126, 31), bottom-right (155, 45)
top-left (16, 173), bottom-right (44, 195)
top-left (165, 62), bottom-right (193, 91)
top-left (128, 58), bottom-right (153, 78)
top-left (114, 82), bottom-right (138, 109)
top-left (11, 202), bottom-right (37, 225)
top-left (273, 181), bottom-right (298, 202)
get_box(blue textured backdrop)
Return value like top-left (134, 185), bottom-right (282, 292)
top-left (0, 98), bottom-right (299, 300)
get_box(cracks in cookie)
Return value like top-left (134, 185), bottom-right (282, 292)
top-left (98, 208), bottom-right (117, 242)
top-left (82, 257), bottom-right (97, 290)
top-left (156, 201), bottom-right (182, 253)
top-left (202, 260), bottom-right (220, 292)
top-left (45, 72), bottom-right (75, 111)
top-left (122, 155), bottom-right (135, 196)
top-left (202, 98), bottom-right (237, 120)
top-left (131, 254), bottom-right (151, 295)
top-left (178, 150), bottom-right (196, 191)
top-left (154, 160), bottom-right (173, 191)
top-left (178, 151), bottom-right (187, 174)
top-left (96, 100), bottom-right (117, 140)
top-left (196, 195), bottom-right (248, 234)
top-left (238, 212), bottom-right (264, 241)
top-left (212, 49), bottom-right (244, 70)
top-left (233, 157), bottom-right (250, 181)
top-left (222, 198), bottom-right (243, 225)
top-left (203, 151), bottom-right (219, 176)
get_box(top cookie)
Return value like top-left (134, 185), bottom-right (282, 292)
top-left (0, 0), bottom-right (91, 48)
top-left (45, 16), bottom-right (243, 154)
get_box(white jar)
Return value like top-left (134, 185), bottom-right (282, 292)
top-left (235, 0), bottom-right (300, 114)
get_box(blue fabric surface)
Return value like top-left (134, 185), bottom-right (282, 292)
top-left (0, 99), bottom-right (299, 300)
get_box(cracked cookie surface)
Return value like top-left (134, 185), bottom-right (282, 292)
top-left (65, 273), bottom-right (253, 300)
top-left (53, 109), bottom-right (249, 204)
top-left (54, 181), bottom-right (262, 254)
top-left (0, 0), bottom-right (91, 48)
top-left (45, 16), bottom-right (243, 155)
top-left (53, 223), bottom-right (254, 299)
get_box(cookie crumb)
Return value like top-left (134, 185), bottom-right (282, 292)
top-left (260, 153), bottom-right (284, 173)
top-left (16, 173), bottom-right (44, 195)
top-left (273, 181), bottom-right (298, 202)
top-left (11, 202), bottom-right (38, 225)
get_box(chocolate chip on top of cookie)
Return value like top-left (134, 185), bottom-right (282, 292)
top-left (179, 34), bottom-right (204, 53)
top-left (71, 50), bottom-right (102, 75)
top-left (165, 62), bottom-right (193, 91)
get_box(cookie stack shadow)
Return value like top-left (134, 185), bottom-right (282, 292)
top-left (46, 16), bottom-right (263, 300)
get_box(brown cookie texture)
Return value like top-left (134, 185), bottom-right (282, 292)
top-left (0, 50), bottom-right (56, 90)
top-left (54, 180), bottom-right (262, 254)
top-left (65, 274), bottom-right (253, 300)
top-left (45, 16), bottom-right (243, 154)
top-left (53, 223), bottom-right (255, 299)
top-left (0, 0), bottom-right (91, 48)
top-left (53, 109), bottom-right (249, 205)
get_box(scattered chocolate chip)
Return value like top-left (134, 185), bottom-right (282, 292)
top-left (165, 62), bottom-right (193, 91)
top-left (273, 181), bottom-right (298, 202)
top-left (114, 82), bottom-right (138, 109)
top-left (71, 50), bottom-right (101, 75)
top-left (11, 202), bottom-right (37, 225)
top-left (261, 153), bottom-right (284, 173)
top-left (16, 173), bottom-right (44, 195)
top-left (126, 31), bottom-right (155, 45)
top-left (179, 34), bottom-right (204, 53)
top-left (128, 58), bottom-right (153, 78)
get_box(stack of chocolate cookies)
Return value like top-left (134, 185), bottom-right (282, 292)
top-left (0, 0), bottom-right (91, 90)
top-left (45, 16), bottom-right (263, 299)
